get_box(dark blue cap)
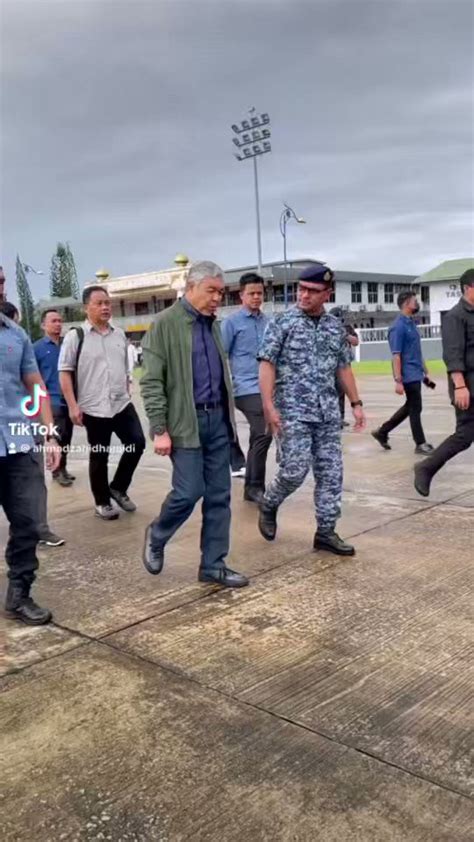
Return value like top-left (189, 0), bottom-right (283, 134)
top-left (298, 264), bottom-right (334, 285)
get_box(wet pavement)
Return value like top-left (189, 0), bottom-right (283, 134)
top-left (1, 374), bottom-right (473, 840)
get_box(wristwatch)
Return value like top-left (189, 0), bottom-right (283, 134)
top-left (394, 376), bottom-right (402, 383)
top-left (351, 400), bottom-right (363, 408)
top-left (46, 434), bottom-right (59, 442)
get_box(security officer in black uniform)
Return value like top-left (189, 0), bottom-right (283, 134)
top-left (414, 268), bottom-right (474, 495)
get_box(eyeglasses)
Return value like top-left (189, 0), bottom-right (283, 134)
top-left (299, 285), bottom-right (329, 295)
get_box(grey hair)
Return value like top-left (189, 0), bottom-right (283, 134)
top-left (185, 260), bottom-right (224, 290)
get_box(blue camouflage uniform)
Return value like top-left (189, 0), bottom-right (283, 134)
top-left (258, 306), bottom-right (353, 530)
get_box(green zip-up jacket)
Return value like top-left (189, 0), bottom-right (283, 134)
top-left (140, 300), bottom-right (236, 448)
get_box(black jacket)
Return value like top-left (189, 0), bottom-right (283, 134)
top-left (442, 297), bottom-right (474, 401)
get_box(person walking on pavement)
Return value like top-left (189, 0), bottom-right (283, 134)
top-left (1, 303), bottom-right (64, 547)
top-left (414, 268), bottom-right (474, 496)
top-left (0, 309), bottom-right (61, 624)
top-left (372, 291), bottom-right (434, 454)
top-left (329, 307), bottom-right (359, 428)
top-left (59, 286), bottom-right (145, 520)
top-left (221, 272), bottom-right (272, 503)
top-left (34, 309), bottom-right (75, 487)
top-left (140, 260), bottom-right (248, 588)
top-left (257, 265), bottom-right (366, 556)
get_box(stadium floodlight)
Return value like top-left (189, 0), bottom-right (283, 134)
top-left (231, 108), bottom-right (272, 273)
top-left (279, 204), bottom-right (306, 307)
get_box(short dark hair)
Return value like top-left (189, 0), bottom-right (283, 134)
top-left (82, 285), bottom-right (108, 305)
top-left (397, 290), bottom-right (416, 309)
top-left (460, 268), bottom-right (474, 293)
top-left (41, 308), bottom-right (61, 321)
top-left (0, 301), bottom-right (19, 320)
top-left (239, 272), bottom-right (264, 289)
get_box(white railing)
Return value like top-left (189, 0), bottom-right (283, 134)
top-left (358, 324), bottom-right (441, 343)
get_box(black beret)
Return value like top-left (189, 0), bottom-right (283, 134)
top-left (298, 264), bottom-right (334, 285)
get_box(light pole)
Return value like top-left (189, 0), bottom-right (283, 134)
top-left (279, 204), bottom-right (306, 307)
top-left (231, 108), bottom-right (271, 274)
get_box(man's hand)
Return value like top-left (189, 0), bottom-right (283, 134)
top-left (70, 403), bottom-right (83, 426)
top-left (153, 431), bottom-right (172, 456)
top-left (395, 382), bottom-right (405, 396)
top-left (352, 405), bottom-right (366, 430)
top-left (454, 386), bottom-right (470, 411)
top-left (263, 404), bottom-right (282, 437)
top-left (45, 439), bottom-right (61, 472)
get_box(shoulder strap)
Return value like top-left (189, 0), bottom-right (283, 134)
top-left (68, 327), bottom-right (85, 399)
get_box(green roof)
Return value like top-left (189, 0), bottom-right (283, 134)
top-left (415, 258), bottom-right (474, 284)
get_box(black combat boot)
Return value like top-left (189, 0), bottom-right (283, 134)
top-left (5, 582), bottom-right (52, 625)
top-left (258, 502), bottom-right (278, 541)
top-left (313, 530), bottom-right (355, 556)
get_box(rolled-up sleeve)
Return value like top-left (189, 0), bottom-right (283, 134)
top-left (58, 330), bottom-right (79, 371)
top-left (442, 310), bottom-right (466, 372)
top-left (257, 316), bottom-right (285, 364)
top-left (337, 332), bottom-right (353, 368)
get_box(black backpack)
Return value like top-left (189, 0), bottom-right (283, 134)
top-left (69, 326), bottom-right (84, 400)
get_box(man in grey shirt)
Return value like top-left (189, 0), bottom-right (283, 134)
top-left (59, 285), bottom-right (145, 520)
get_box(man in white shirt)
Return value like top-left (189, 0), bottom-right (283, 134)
top-left (59, 286), bottom-right (145, 520)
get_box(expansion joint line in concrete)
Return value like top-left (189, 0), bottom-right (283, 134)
top-left (96, 636), bottom-right (474, 804)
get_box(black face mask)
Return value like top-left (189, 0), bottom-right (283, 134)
top-left (411, 303), bottom-right (420, 315)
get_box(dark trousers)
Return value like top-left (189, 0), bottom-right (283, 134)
top-left (421, 402), bottom-right (474, 477)
top-left (235, 393), bottom-right (272, 491)
top-left (379, 381), bottom-right (426, 445)
top-left (230, 438), bottom-right (246, 471)
top-left (82, 403), bottom-right (145, 506)
top-left (150, 407), bottom-right (231, 571)
top-left (52, 405), bottom-right (74, 474)
top-left (0, 452), bottom-right (43, 587)
top-left (34, 439), bottom-right (51, 540)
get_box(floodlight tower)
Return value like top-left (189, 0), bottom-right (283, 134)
top-left (231, 108), bottom-right (271, 274)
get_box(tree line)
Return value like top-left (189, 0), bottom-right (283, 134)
top-left (15, 243), bottom-right (82, 339)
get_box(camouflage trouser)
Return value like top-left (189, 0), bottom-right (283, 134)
top-left (264, 418), bottom-right (343, 530)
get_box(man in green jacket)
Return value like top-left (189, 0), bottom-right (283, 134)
top-left (140, 260), bottom-right (249, 588)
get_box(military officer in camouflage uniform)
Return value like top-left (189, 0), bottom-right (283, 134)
top-left (258, 264), bottom-right (366, 555)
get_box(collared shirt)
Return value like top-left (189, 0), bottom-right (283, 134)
top-left (0, 313), bottom-right (39, 457)
top-left (58, 320), bottom-right (130, 418)
top-left (221, 307), bottom-right (268, 397)
top-left (181, 298), bottom-right (224, 404)
top-left (33, 336), bottom-right (65, 408)
top-left (388, 314), bottom-right (424, 384)
top-left (258, 307), bottom-right (353, 423)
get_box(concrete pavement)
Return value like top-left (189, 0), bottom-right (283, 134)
top-left (1, 374), bottom-right (473, 840)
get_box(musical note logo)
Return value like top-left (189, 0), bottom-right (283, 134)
top-left (21, 384), bottom-right (48, 418)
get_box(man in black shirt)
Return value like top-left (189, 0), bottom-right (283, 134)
top-left (414, 268), bottom-right (474, 496)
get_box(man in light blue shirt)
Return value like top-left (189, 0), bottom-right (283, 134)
top-left (221, 273), bottom-right (272, 503)
top-left (0, 309), bottom-right (61, 624)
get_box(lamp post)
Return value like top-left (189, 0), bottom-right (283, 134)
top-left (231, 108), bottom-right (271, 274)
top-left (279, 204), bottom-right (306, 308)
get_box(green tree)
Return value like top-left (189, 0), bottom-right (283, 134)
top-left (15, 255), bottom-right (40, 339)
top-left (50, 241), bottom-right (80, 299)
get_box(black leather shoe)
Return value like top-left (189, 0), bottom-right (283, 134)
top-left (414, 463), bottom-right (432, 497)
top-left (5, 584), bottom-right (52, 625)
top-left (258, 502), bottom-right (278, 541)
top-left (313, 530), bottom-right (355, 556)
top-left (371, 429), bottom-right (391, 450)
top-left (244, 488), bottom-right (264, 504)
top-left (198, 567), bottom-right (249, 588)
top-left (414, 443), bottom-right (434, 455)
top-left (63, 469), bottom-right (76, 481)
top-left (142, 526), bottom-right (164, 575)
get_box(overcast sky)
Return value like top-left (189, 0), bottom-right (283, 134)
top-left (1, 0), bottom-right (473, 301)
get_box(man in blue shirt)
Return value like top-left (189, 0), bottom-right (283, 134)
top-left (34, 309), bottom-right (75, 487)
top-left (372, 291), bottom-right (433, 453)
top-left (221, 273), bottom-right (272, 503)
top-left (0, 310), bottom-right (61, 624)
